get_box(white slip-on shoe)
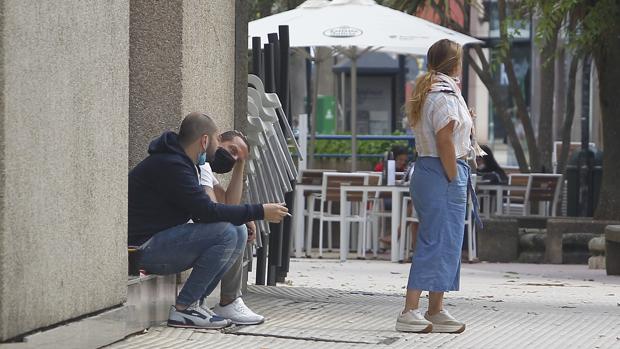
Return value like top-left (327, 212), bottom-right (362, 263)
top-left (395, 309), bottom-right (433, 333)
top-left (213, 298), bottom-right (265, 325)
top-left (167, 303), bottom-right (231, 329)
top-left (425, 309), bottom-right (465, 333)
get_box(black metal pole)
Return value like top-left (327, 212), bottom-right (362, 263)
top-left (396, 55), bottom-right (407, 131)
top-left (267, 37), bottom-right (284, 270)
top-left (251, 36), bottom-right (267, 286)
top-left (264, 43), bottom-right (276, 93)
top-left (255, 234), bottom-right (267, 285)
top-left (251, 37), bottom-right (262, 78)
top-left (578, 56), bottom-right (594, 216)
top-left (277, 25), bottom-right (294, 283)
top-left (268, 33), bottom-right (281, 98)
top-left (279, 25), bottom-right (291, 126)
top-left (305, 47), bottom-right (313, 121)
top-left (264, 42), bottom-right (281, 286)
top-left (251, 37), bottom-right (264, 82)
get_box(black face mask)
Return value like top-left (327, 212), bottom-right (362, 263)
top-left (210, 147), bottom-right (236, 173)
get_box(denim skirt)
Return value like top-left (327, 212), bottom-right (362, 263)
top-left (407, 157), bottom-right (469, 292)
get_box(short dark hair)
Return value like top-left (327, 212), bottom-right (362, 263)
top-left (221, 130), bottom-right (250, 152)
top-left (391, 144), bottom-right (408, 158)
top-left (178, 112), bottom-right (218, 146)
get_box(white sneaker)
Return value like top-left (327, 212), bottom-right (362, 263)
top-left (395, 309), bottom-right (432, 333)
top-left (425, 309), bottom-right (465, 333)
top-left (213, 298), bottom-right (265, 325)
top-left (167, 303), bottom-right (231, 329)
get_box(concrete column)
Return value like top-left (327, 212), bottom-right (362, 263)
top-left (181, 0), bottom-right (235, 131)
top-left (129, 0), bottom-right (237, 169)
top-left (234, 0), bottom-right (249, 132)
top-left (0, 0), bottom-right (129, 341)
top-left (128, 0), bottom-right (183, 169)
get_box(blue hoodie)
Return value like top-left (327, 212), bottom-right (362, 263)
top-left (128, 131), bottom-right (264, 246)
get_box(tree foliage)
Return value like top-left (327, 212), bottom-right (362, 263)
top-left (520, 0), bottom-right (620, 56)
top-left (249, 0), bottom-right (306, 19)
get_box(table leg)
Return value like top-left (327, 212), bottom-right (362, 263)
top-left (399, 196), bottom-right (406, 262)
top-left (391, 190), bottom-right (401, 263)
top-left (483, 190), bottom-right (491, 218)
top-left (293, 186), bottom-right (304, 258)
top-left (496, 187), bottom-right (503, 215)
top-left (340, 189), bottom-right (347, 262)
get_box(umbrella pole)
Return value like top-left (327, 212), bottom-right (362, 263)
top-left (351, 47), bottom-right (358, 171)
top-left (309, 55), bottom-right (320, 169)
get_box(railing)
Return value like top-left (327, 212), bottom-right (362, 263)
top-left (293, 134), bottom-right (415, 159)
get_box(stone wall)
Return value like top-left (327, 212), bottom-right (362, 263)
top-left (0, 0), bottom-right (239, 341)
top-left (0, 0), bottom-right (129, 341)
top-left (129, 0), bottom-right (237, 169)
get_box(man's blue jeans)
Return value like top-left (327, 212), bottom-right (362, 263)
top-left (138, 222), bottom-right (247, 306)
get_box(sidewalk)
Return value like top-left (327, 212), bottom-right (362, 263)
top-left (107, 259), bottom-right (620, 349)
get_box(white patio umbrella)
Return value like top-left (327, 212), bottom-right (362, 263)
top-left (249, 0), bottom-right (482, 170)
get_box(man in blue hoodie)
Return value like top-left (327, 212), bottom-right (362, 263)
top-left (129, 112), bottom-right (288, 329)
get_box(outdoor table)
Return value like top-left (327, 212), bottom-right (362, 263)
top-left (340, 184), bottom-right (410, 262)
top-left (476, 184), bottom-right (527, 216)
top-left (293, 183), bottom-right (322, 258)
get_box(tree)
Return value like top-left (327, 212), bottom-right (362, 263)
top-left (524, 0), bottom-right (620, 220)
top-left (249, 0), bottom-right (305, 20)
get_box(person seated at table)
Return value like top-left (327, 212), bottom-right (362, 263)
top-left (374, 144), bottom-right (409, 173)
top-left (476, 145), bottom-right (508, 184)
top-left (198, 130), bottom-right (264, 325)
top-left (375, 144), bottom-right (409, 249)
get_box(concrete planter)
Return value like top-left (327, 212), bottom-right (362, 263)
top-left (588, 235), bottom-right (606, 269)
top-left (478, 218), bottom-right (519, 262)
top-left (545, 218), bottom-right (620, 264)
top-left (605, 225), bottom-right (620, 275)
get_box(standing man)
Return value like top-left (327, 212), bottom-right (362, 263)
top-left (129, 112), bottom-right (288, 329)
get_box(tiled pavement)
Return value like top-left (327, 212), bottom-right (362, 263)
top-left (107, 259), bottom-right (620, 349)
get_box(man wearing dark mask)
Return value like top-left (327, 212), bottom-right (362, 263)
top-left (198, 130), bottom-right (263, 325)
top-left (129, 112), bottom-right (288, 329)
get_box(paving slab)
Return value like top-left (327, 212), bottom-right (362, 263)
top-left (106, 259), bottom-right (620, 349)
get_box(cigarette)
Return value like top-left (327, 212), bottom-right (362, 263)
top-left (285, 213), bottom-right (292, 217)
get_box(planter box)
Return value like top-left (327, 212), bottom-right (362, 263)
top-left (478, 218), bottom-right (519, 262)
top-left (545, 218), bottom-right (620, 264)
top-left (606, 225), bottom-right (620, 275)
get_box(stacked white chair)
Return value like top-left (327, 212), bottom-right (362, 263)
top-left (245, 74), bottom-right (301, 248)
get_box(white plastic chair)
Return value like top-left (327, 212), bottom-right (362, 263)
top-left (306, 172), bottom-right (370, 258)
top-left (398, 195), bottom-right (418, 262)
top-left (362, 173), bottom-right (382, 257)
top-left (503, 174), bottom-right (532, 215)
top-left (465, 174), bottom-right (477, 261)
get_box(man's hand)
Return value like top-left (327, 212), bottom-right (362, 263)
top-left (246, 221), bottom-right (256, 242)
top-left (262, 203), bottom-right (288, 223)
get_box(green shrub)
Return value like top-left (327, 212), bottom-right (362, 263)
top-left (314, 131), bottom-right (414, 157)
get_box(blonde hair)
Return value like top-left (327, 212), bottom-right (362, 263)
top-left (406, 39), bottom-right (462, 127)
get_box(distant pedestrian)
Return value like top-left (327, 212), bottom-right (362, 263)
top-left (395, 39), bottom-right (483, 334)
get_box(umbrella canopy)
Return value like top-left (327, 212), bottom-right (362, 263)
top-left (249, 0), bottom-right (482, 170)
top-left (249, 0), bottom-right (480, 52)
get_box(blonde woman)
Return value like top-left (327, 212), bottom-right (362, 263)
top-left (395, 39), bottom-right (483, 334)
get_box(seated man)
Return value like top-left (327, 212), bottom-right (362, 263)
top-left (198, 130), bottom-right (263, 325)
top-left (129, 112), bottom-right (287, 329)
